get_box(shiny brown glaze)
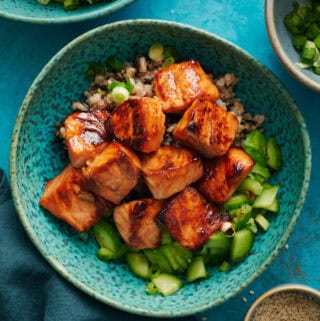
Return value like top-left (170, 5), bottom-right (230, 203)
top-left (197, 146), bottom-right (255, 204)
top-left (113, 198), bottom-right (165, 250)
top-left (141, 146), bottom-right (203, 199)
top-left (158, 187), bottom-right (224, 250)
top-left (65, 110), bottom-right (109, 168)
top-left (109, 97), bottom-right (165, 153)
top-left (153, 60), bottom-right (220, 114)
top-left (39, 164), bottom-right (112, 232)
top-left (82, 141), bottom-right (141, 204)
top-left (173, 98), bottom-right (239, 158)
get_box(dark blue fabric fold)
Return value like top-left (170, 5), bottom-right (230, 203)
top-left (0, 170), bottom-right (196, 321)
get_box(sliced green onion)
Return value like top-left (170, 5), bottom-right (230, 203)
top-left (293, 34), bottom-right (307, 50)
top-left (107, 55), bottom-right (124, 73)
top-left (37, 0), bottom-right (52, 4)
top-left (148, 43), bottom-right (164, 61)
top-left (162, 57), bottom-right (175, 67)
top-left (111, 86), bottom-right (130, 104)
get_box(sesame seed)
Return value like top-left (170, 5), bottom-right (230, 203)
top-left (285, 244), bottom-right (289, 250)
top-left (252, 292), bottom-right (320, 321)
top-left (201, 317), bottom-right (208, 321)
top-left (250, 290), bottom-right (255, 295)
top-left (242, 297), bottom-right (248, 302)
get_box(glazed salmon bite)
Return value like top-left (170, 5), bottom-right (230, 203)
top-left (153, 60), bottom-right (220, 114)
top-left (173, 98), bottom-right (239, 158)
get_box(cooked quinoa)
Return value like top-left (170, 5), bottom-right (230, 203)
top-left (252, 292), bottom-right (320, 321)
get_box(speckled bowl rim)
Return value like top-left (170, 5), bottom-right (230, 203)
top-left (244, 284), bottom-right (320, 321)
top-left (265, 0), bottom-right (320, 92)
top-left (0, 0), bottom-right (134, 24)
top-left (10, 19), bottom-right (312, 317)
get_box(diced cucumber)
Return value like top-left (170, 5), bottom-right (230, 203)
top-left (151, 273), bottom-right (183, 296)
top-left (266, 197), bottom-right (279, 213)
top-left (246, 218), bottom-right (258, 234)
top-left (171, 242), bottom-right (193, 272)
top-left (97, 248), bottom-right (117, 261)
top-left (93, 221), bottom-right (123, 253)
top-left (255, 214), bottom-right (270, 232)
top-left (266, 136), bottom-right (283, 171)
top-left (186, 256), bottom-right (209, 282)
top-left (126, 252), bottom-right (151, 280)
top-left (222, 194), bottom-right (251, 211)
top-left (235, 208), bottom-right (252, 231)
top-left (243, 146), bottom-right (266, 165)
top-left (251, 163), bottom-right (271, 182)
top-left (219, 261), bottom-right (230, 272)
top-left (144, 248), bottom-right (173, 273)
top-left (243, 129), bottom-right (267, 155)
top-left (230, 228), bottom-right (254, 262)
top-left (238, 177), bottom-right (263, 195)
top-left (203, 231), bottom-right (231, 265)
top-left (160, 245), bottom-right (179, 272)
top-left (253, 185), bottom-right (280, 209)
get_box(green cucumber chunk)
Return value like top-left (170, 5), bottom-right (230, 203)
top-left (238, 177), bottom-right (263, 195)
top-left (222, 194), bottom-right (251, 211)
top-left (255, 214), bottom-right (270, 232)
top-left (251, 163), bottom-right (271, 181)
top-left (126, 252), bottom-right (150, 280)
top-left (230, 228), bottom-right (254, 262)
top-left (93, 221), bottom-right (127, 258)
top-left (144, 248), bottom-right (173, 274)
top-left (243, 129), bottom-right (267, 155)
top-left (267, 197), bottom-right (280, 213)
top-left (243, 146), bottom-right (266, 165)
top-left (186, 256), bottom-right (209, 282)
top-left (253, 185), bottom-right (280, 209)
top-left (151, 273), bottom-right (183, 296)
top-left (266, 137), bottom-right (283, 171)
top-left (202, 231), bottom-right (230, 265)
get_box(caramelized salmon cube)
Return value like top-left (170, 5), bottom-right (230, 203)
top-left (153, 60), bottom-right (220, 114)
top-left (141, 146), bottom-right (203, 199)
top-left (109, 97), bottom-right (165, 153)
top-left (39, 164), bottom-right (111, 232)
top-left (113, 198), bottom-right (165, 250)
top-left (173, 98), bottom-right (239, 158)
top-left (197, 147), bottom-right (255, 204)
top-left (82, 142), bottom-right (141, 204)
top-left (158, 187), bottom-right (223, 250)
top-left (64, 110), bottom-right (109, 168)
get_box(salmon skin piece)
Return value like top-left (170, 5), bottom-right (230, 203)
top-left (158, 187), bottom-right (224, 250)
top-left (82, 141), bottom-right (141, 204)
top-left (141, 146), bottom-right (203, 199)
top-left (113, 198), bottom-right (165, 250)
top-left (64, 109), bottom-right (109, 168)
top-left (109, 97), bottom-right (165, 153)
top-left (39, 164), bottom-right (111, 232)
top-left (197, 147), bottom-right (255, 204)
top-left (173, 98), bottom-right (239, 158)
top-left (153, 60), bottom-right (220, 114)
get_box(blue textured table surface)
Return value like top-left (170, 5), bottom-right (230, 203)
top-left (0, 1), bottom-right (319, 320)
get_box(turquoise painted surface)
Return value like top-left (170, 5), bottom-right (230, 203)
top-left (1, 0), bottom-right (320, 320)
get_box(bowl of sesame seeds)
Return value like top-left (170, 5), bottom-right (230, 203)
top-left (244, 284), bottom-right (320, 321)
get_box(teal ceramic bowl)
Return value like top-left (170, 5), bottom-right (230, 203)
top-left (0, 0), bottom-right (134, 24)
top-left (10, 20), bottom-right (311, 317)
top-left (265, 0), bottom-right (320, 92)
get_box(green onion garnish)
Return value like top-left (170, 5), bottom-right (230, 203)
top-left (111, 86), bottom-right (130, 104)
top-left (148, 43), bottom-right (164, 61)
top-left (106, 56), bottom-right (124, 73)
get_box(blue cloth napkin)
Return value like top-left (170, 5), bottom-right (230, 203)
top-left (0, 169), bottom-right (196, 321)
